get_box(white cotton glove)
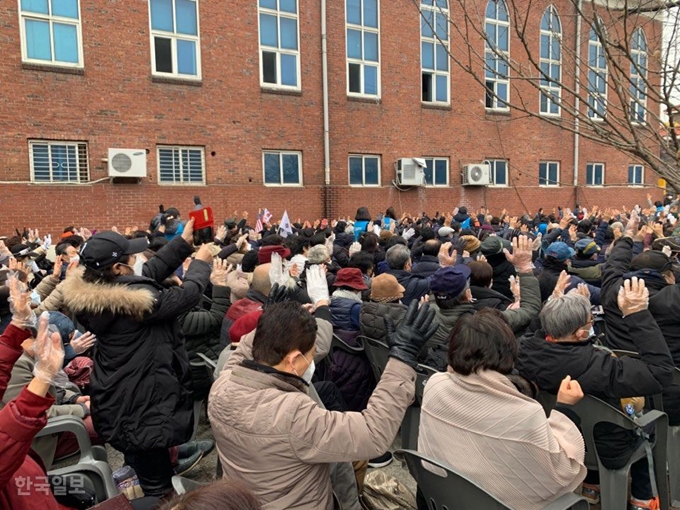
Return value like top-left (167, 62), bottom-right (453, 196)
top-left (403, 228), bottom-right (416, 241)
top-left (42, 234), bottom-right (52, 250)
top-left (349, 242), bottom-right (361, 257)
top-left (269, 252), bottom-right (290, 286)
top-left (306, 265), bottom-right (330, 305)
top-left (372, 225), bottom-right (381, 235)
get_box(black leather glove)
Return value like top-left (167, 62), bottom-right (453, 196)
top-left (264, 283), bottom-right (293, 310)
top-left (384, 300), bottom-right (439, 369)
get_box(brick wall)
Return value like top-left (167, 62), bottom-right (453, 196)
top-left (0, 0), bottom-right (663, 237)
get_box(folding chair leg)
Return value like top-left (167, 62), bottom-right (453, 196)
top-left (598, 466), bottom-right (631, 510)
top-left (669, 426), bottom-right (680, 507)
top-left (652, 424), bottom-right (670, 510)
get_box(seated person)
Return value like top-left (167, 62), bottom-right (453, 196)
top-left (418, 310), bottom-right (586, 510)
top-left (468, 260), bottom-right (513, 311)
top-left (360, 273), bottom-right (407, 341)
top-left (517, 280), bottom-right (674, 510)
top-left (208, 299), bottom-right (438, 509)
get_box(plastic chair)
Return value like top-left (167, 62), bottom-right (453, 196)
top-left (571, 395), bottom-right (670, 510)
top-left (611, 349), bottom-right (680, 505)
top-left (196, 352), bottom-right (217, 373)
top-left (37, 415), bottom-right (118, 502)
top-left (536, 390), bottom-right (557, 417)
top-left (172, 475), bottom-right (206, 495)
top-left (360, 336), bottom-right (389, 382)
top-left (401, 364), bottom-right (438, 451)
top-left (331, 333), bottom-right (364, 354)
top-left (398, 449), bottom-right (589, 510)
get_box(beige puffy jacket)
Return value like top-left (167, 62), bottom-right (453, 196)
top-left (208, 309), bottom-right (416, 509)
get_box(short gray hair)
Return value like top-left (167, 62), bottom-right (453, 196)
top-left (307, 245), bottom-right (330, 265)
top-left (386, 244), bottom-right (411, 270)
top-left (540, 294), bottom-right (591, 339)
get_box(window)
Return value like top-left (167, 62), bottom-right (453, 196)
top-left (29, 141), bottom-right (88, 183)
top-left (630, 29), bottom-right (647, 123)
top-left (158, 146), bottom-right (205, 184)
top-left (487, 159), bottom-right (508, 186)
top-left (539, 161), bottom-right (559, 186)
top-left (19, 0), bottom-right (83, 67)
top-left (539, 6), bottom-right (561, 116)
top-left (484, 0), bottom-right (510, 110)
top-left (346, 0), bottom-right (380, 96)
top-left (149, 0), bottom-right (200, 78)
top-left (263, 151), bottom-right (302, 185)
top-left (259, 0), bottom-right (300, 89)
top-left (422, 157), bottom-right (449, 186)
top-left (587, 21), bottom-right (607, 119)
top-left (420, 0), bottom-right (449, 103)
top-left (628, 164), bottom-right (644, 185)
top-left (349, 155), bottom-right (380, 186)
top-left (586, 163), bottom-right (604, 186)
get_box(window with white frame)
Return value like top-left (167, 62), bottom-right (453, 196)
top-left (539, 161), bottom-right (559, 186)
top-left (628, 164), bottom-right (644, 185)
top-left (422, 157), bottom-right (449, 186)
top-left (487, 159), bottom-right (508, 186)
top-left (29, 141), bottom-right (88, 183)
top-left (630, 28), bottom-right (647, 124)
top-left (586, 162), bottom-right (605, 186)
top-left (263, 151), bottom-right (302, 185)
top-left (420, 0), bottom-right (449, 103)
top-left (258, 0), bottom-right (300, 89)
top-left (158, 146), bottom-right (205, 184)
top-left (349, 155), bottom-right (380, 186)
top-left (149, 0), bottom-right (200, 78)
top-left (19, 0), bottom-right (83, 66)
top-left (539, 6), bottom-right (561, 116)
top-left (346, 0), bottom-right (380, 96)
top-left (587, 22), bottom-right (607, 119)
top-left (484, 0), bottom-right (510, 110)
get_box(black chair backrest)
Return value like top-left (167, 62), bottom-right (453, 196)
top-left (331, 333), bottom-right (364, 354)
top-left (415, 364), bottom-right (438, 404)
top-left (399, 449), bottom-right (511, 510)
top-left (359, 335), bottom-right (389, 381)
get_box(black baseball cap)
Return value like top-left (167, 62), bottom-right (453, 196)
top-left (80, 231), bottom-right (149, 270)
top-left (10, 243), bottom-right (39, 259)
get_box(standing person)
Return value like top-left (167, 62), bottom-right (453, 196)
top-left (353, 207), bottom-right (371, 242)
top-left (61, 219), bottom-right (213, 498)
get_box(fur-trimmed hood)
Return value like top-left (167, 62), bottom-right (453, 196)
top-left (61, 269), bottom-right (156, 319)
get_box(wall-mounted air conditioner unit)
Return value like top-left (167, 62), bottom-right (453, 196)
top-left (462, 163), bottom-right (491, 186)
top-left (108, 149), bottom-right (147, 178)
top-left (395, 158), bottom-right (426, 186)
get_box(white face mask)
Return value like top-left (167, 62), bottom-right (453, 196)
top-left (133, 255), bottom-right (147, 277)
top-left (302, 359), bottom-right (315, 384)
top-left (589, 326), bottom-right (595, 338)
top-left (69, 255), bottom-right (80, 264)
top-left (29, 290), bottom-right (41, 305)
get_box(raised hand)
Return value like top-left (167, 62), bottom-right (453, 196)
top-left (181, 218), bottom-right (195, 244)
top-left (384, 301), bottom-right (439, 370)
top-left (556, 375), bottom-right (584, 405)
top-left (438, 242), bottom-right (456, 267)
top-left (70, 332), bottom-right (97, 354)
top-left (210, 258), bottom-right (232, 286)
top-left (618, 276), bottom-right (649, 317)
top-left (551, 270), bottom-right (572, 299)
top-left (504, 236), bottom-right (532, 273)
top-left (32, 312), bottom-right (65, 385)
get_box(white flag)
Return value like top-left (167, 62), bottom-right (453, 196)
top-left (262, 208), bottom-right (273, 224)
top-left (279, 210), bottom-right (293, 238)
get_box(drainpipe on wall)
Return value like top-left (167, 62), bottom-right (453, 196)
top-left (321, 0), bottom-right (331, 217)
top-left (573, 0), bottom-right (583, 207)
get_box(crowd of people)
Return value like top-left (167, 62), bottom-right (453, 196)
top-left (0, 193), bottom-right (679, 510)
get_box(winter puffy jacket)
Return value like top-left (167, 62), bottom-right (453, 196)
top-left (208, 319), bottom-right (415, 510)
top-left (359, 301), bottom-right (407, 341)
top-left (470, 285), bottom-right (512, 311)
top-left (384, 269), bottom-right (431, 306)
top-left (328, 329), bottom-right (376, 411)
top-left (0, 324), bottom-right (63, 510)
top-left (516, 310), bottom-right (675, 467)
top-left (62, 236), bottom-right (210, 452)
top-left (411, 255), bottom-right (440, 278)
top-left (601, 236), bottom-right (680, 425)
top-left (179, 284), bottom-right (231, 400)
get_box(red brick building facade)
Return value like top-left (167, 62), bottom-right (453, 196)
top-left (0, 0), bottom-right (662, 235)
